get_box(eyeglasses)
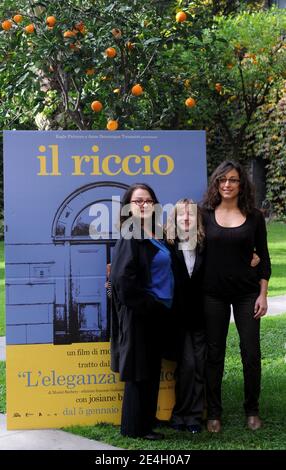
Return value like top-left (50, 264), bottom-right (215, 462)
top-left (218, 177), bottom-right (240, 186)
top-left (131, 199), bottom-right (155, 207)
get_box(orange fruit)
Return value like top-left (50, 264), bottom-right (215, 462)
top-left (25, 24), bottom-right (35, 34)
top-left (2, 20), bottom-right (13, 31)
top-left (46, 16), bottom-right (56, 27)
top-left (185, 97), bottom-right (196, 108)
top-left (226, 63), bottom-right (234, 69)
top-left (107, 120), bottom-right (118, 131)
top-left (69, 42), bottom-right (81, 51)
top-left (85, 68), bottom-right (95, 76)
top-left (13, 14), bottom-right (23, 24)
top-left (105, 47), bottom-right (117, 58)
top-left (215, 83), bottom-right (222, 92)
top-left (131, 84), bottom-right (143, 96)
top-left (75, 21), bottom-right (86, 33)
top-left (91, 101), bottom-right (103, 112)
top-left (63, 30), bottom-right (76, 38)
top-left (176, 11), bottom-right (187, 23)
top-left (112, 28), bottom-right (122, 39)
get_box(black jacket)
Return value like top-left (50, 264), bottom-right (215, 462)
top-left (171, 239), bottom-right (205, 327)
top-left (110, 236), bottom-right (174, 381)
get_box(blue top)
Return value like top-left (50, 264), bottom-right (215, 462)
top-left (146, 238), bottom-right (174, 309)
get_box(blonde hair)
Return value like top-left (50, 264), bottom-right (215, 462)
top-left (165, 198), bottom-right (205, 247)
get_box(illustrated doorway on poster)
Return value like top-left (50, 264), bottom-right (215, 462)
top-left (52, 181), bottom-right (128, 345)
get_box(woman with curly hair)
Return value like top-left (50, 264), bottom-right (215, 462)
top-left (202, 160), bottom-right (271, 433)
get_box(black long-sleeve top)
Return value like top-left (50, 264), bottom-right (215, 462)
top-left (202, 208), bottom-right (271, 298)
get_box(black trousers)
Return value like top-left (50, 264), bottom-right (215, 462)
top-left (204, 293), bottom-right (261, 419)
top-left (120, 303), bottom-right (167, 438)
top-left (171, 328), bottom-right (206, 426)
top-left (121, 357), bottom-right (162, 437)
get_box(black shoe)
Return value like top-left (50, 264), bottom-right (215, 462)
top-left (186, 424), bottom-right (202, 434)
top-left (142, 431), bottom-right (165, 441)
top-left (170, 423), bottom-right (185, 431)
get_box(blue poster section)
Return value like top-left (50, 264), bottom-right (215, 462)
top-left (4, 130), bottom-right (206, 346)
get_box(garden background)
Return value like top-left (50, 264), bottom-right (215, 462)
top-left (0, 0), bottom-right (285, 451)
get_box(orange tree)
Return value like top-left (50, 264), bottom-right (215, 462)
top-left (0, 0), bottom-right (214, 233)
top-left (0, 0), bottom-right (218, 233)
top-left (168, 8), bottom-right (286, 167)
top-left (1, 1), bottom-right (282, 136)
top-left (0, 0), bottom-right (215, 132)
top-left (1, 1), bottom-right (286, 220)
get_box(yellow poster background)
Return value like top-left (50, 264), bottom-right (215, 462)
top-left (6, 342), bottom-right (175, 429)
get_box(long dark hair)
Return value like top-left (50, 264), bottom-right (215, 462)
top-left (203, 160), bottom-right (255, 215)
top-left (119, 183), bottom-right (161, 231)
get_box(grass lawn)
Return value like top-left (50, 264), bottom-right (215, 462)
top-left (64, 314), bottom-right (286, 450)
top-left (0, 291), bottom-right (285, 449)
top-left (267, 222), bottom-right (286, 296)
top-left (0, 315), bottom-right (285, 449)
top-left (0, 222), bottom-right (285, 336)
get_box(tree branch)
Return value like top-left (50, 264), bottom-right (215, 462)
top-left (136, 47), bottom-right (158, 82)
top-left (238, 61), bottom-right (250, 118)
top-left (56, 66), bottom-right (69, 111)
top-left (216, 108), bottom-right (236, 148)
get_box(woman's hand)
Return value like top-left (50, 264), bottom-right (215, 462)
top-left (250, 253), bottom-right (260, 267)
top-left (254, 294), bottom-right (268, 319)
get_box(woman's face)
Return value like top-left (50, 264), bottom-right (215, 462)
top-left (218, 168), bottom-right (240, 201)
top-left (176, 203), bottom-right (197, 239)
top-left (130, 188), bottom-right (154, 221)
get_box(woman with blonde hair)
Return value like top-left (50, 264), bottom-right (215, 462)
top-left (166, 199), bottom-right (206, 433)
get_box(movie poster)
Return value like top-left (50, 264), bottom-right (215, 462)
top-left (4, 130), bottom-right (206, 429)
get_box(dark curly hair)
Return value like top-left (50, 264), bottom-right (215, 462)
top-left (203, 160), bottom-right (255, 215)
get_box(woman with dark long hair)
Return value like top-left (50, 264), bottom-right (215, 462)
top-left (110, 183), bottom-right (174, 440)
top-left (202, 160), bottom-right (271, 433)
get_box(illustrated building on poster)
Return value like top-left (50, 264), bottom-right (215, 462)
top-left (6, 182), bottom-right (129, 345)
